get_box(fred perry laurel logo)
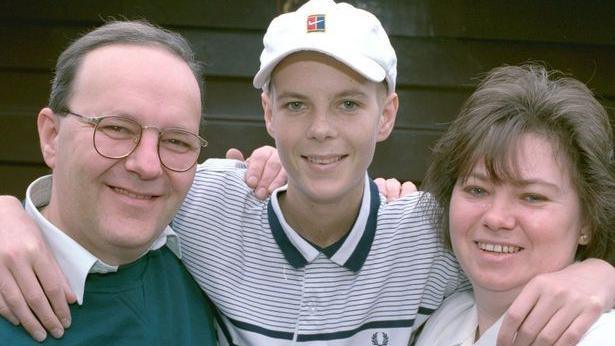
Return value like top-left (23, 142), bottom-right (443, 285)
top-left (371, 331), bottom-right (389, 346)
top-left (306, 14), bottom-right (325, 32)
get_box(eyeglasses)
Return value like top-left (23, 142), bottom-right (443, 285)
top-left (62, 110), bottom-right (207, 172)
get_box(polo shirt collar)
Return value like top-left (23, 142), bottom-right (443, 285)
top-left (268, 174), bottom-right (380, 272)
top-left (24, 175), bottom-right (181, 305)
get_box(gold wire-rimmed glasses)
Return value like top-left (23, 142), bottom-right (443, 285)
top-left (62, 110), bottom-right (207, 172)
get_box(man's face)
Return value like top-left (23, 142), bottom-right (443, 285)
top-left (261, 52), bottom-right (397, 207)
top-left (41, 44), bottom-right (201, 265)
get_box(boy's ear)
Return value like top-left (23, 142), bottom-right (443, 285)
top-left (37, 107), bottom-right (60, 169)
top-left (261, 92), bottom-right (275, 138)
top-left (376, 92), bottom-right (398, 142)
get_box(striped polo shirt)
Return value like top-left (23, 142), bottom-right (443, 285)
top-left (172, 159), bottom-right (466, 345)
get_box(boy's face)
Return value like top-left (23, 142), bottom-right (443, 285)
top-left (262, 52), bottom-right (398, 206)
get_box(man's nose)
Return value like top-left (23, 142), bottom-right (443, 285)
top-left (123, 131), bottom-right (163, 179)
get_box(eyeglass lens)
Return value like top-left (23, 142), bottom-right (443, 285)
top-left (93, 116), bottom-right (201, 171)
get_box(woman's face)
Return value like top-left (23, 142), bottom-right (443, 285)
top-left (449, 133), bottom-right (587, 295)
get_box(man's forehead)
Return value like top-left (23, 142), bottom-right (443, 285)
top-left (79, 43), bottom-right (182, 69)
top-left (69, 43), bottom-right (201, 128)
top-left (73, 43), bottom-right (196, 93)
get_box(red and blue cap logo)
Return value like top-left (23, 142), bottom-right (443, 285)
top-left (307, 14), bottom-right (325, 32)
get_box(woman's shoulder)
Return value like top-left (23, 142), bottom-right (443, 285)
top-left (578, 309), bottom-right (615, 345)
top-left (414, 290), bottom-right (476, 346)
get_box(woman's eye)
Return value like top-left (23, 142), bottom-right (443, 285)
top-left (522, 193), bottom-right (547, 203)
top-left (464, 186), bottom-right (487, 197)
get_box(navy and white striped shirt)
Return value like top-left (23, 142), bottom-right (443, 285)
top-left (172, 159), bottom-right (466, 345)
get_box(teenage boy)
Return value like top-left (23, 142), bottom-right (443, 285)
top-left (1, 1), bottom-right (615, 345)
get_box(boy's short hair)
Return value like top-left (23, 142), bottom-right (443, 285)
top-left (253, 0), bottom-right (397, 94)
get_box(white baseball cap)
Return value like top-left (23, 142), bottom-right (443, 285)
top-left (253, 0), bottom-right (397, 94)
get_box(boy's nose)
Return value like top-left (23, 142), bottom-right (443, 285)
top-left (307, 111), bottom-right (336, 141)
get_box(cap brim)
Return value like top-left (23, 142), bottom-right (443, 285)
top-left (253, 46), bottom-right (386, 89)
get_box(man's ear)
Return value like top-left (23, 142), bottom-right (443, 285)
top-left (37, 107), bottom-right (60, 169)
top-left (377, 92), bottom-right (399, 142)
top-left (262, 92), bottom-right (275, 139)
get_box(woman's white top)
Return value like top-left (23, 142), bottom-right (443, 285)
top-left (415, 290), bottom-right (615, 345)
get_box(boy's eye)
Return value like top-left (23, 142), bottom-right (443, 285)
top-left (286, 101), bottom-right (304, 111)
top-left (340, 100), bottom-right (358, 111)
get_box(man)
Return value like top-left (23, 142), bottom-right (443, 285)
top-left (1, 1), bottom-right (615, 345)
top-left (0, 20), bottom-right (219, 344)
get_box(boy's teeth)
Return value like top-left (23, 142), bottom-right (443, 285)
top-left (477, 242), bottom-right (521, 254)
top-left (307, 156), bottom-right (341, 164)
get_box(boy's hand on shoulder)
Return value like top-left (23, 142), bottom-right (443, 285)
top-left (374, 178), bottom-right (417, 202)
top-left (226, 146), bottom-right (287, 200)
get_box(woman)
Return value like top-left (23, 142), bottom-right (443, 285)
top-left (415, 64), bottom-right (615, 345)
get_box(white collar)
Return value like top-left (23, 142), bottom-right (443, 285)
top-left (24, 175), bottom-right (181, 305)
top-left (474, 314), bottom-right (505, 345)
top-left (268, 173), bottom-right (372, 266)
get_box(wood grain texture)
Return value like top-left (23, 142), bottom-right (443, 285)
top-left (1, 0), bottom-right (614, 196)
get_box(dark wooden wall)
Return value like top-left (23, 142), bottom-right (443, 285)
top-left (2, 0), bottom-right (614, 198)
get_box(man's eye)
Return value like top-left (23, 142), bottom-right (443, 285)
top-left (98, 125), bottom-right (136, 139)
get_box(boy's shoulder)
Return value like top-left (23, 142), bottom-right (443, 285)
top-left (196, 158), bottom-right (247, 174)
top-left (378, 190), bottom-right (435, 214)
top-left (187, 158), bottom-right (260, 204)
top-left (193, 158), bottom-right (248, 186)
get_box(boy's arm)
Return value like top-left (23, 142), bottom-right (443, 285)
top-left (497, 259), bottom-right (615, 346)
top-left (373, 177), bottom-right (417, 201)
top-left (0, 195), bottom-right (73, 342)
top-left (226, 145), bottom-right (287, 200)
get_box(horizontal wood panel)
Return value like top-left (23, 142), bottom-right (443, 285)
top-left (0, 113), bottom-right (42, 163)
top-left (395, 38), bottom-right (615, 95)
top-left (0, 72), bottom-right (470, 129)
top-left (3, 24), bottom-right (614, 96)
top-left (5, 71), bottom-right (612, 132)
top-left (1, 0), bottom-right (275, 30)
top-left (373, 0), bottom-right (615, 45)
top-left (3, 1), bottom-right (614, 45)
top-left (0, 164), bottom-right (50, 199)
